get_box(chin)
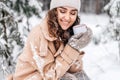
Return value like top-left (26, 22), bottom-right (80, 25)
top-left (61, 25), bottom-right (70, 30)
top-left (62, 28), bottom-right (68, 30)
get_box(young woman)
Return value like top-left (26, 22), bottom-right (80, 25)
top-left (7, 0), bottom-right (92, 80)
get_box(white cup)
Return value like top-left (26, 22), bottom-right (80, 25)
top-left (73, 24), bottom-right (87, 34)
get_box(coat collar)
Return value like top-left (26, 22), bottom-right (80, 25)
top-left (39, 17), bottom-right (61, 57)
top-left (40, 17), bottom-right (57, 41)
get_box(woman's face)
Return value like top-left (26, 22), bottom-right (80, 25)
top-left (57, 6), bottom-right (78, 30)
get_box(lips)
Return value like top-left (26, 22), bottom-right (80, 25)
top-left (58, 18), bottom-right (72, 30)
top-left (61, 19), bottom-right (70, 26)
top-left (62, 22), bottom-right (69, 25)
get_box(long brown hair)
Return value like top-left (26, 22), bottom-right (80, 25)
top-left (46, 8), bottom-right (80, 49)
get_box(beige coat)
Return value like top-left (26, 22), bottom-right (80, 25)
top-left (6, 18), bottom-right (84, 80)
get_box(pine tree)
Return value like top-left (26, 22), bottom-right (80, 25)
top-left (103, 0), bottom-right (120, 61)
top-left (0, 1), bottom-right (22, 76)
top-left (93, 0), bottom-right (120, 60)
top-left (0, 0), bottom-right (42, 79)
top-left (104, 0), bottom-right (120, 41)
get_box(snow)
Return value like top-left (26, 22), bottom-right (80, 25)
top-left (1, 12), bottom-right (119, 80)
top-left (28, 12), bottom-right (120, 80)
top-left (80, 13), bottom-right (120, 80)
top-left (104, 0), bottom-right (120, 17)
top-left (1, 6), bottom-right (120, 80)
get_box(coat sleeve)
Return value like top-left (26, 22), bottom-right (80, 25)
top-left (25, 26), bottom-right (81, 79)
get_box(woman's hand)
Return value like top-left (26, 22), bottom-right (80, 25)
top-left (68, 27), bottom-right (92, 51)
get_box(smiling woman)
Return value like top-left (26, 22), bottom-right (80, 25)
top-left (56, 7), bottom-right (78, 30)
top-left (6, 0), bottom-right (92, 80)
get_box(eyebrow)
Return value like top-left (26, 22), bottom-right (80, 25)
top-left (59, 7), bottom-right (78, 11)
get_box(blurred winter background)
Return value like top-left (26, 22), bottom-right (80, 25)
top-left (0, 0), bottom-right (120, 80)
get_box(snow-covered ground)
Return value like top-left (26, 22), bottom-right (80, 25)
top-left (80, 13), bottom-right (120, 80)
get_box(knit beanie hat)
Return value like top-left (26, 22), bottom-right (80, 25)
top-left (50, 0), bottom-right (81, 11)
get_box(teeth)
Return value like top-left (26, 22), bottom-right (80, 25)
top-left (62, 23), bottom-right (68, 26)
top-left (61, 19), bottom-right (70, 26)
top-left (63, 22), bottom-right (68, 24)
top-left (62, 21), bottom-right (69, 24)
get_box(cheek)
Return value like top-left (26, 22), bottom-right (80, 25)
top-left (57, 13), bottom-right (63, 20)
top-left (73, 15), bottom-right (77, 21)
top-left (57, 14), bottom-right (64, 24)
top-left (71, 16), bottom-right (77, 24)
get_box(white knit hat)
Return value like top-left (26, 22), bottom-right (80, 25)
top-left (50, 0), bottom-right (81, 11)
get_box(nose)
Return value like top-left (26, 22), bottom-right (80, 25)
top-left (64, 13), bottom-right (70, 21)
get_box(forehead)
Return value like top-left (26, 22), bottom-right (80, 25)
top-left (57, 6), bottom-right (78, 11)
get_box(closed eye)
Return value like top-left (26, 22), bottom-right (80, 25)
top-left (70, 11), bottom-right (77, 15)
top-left (60, 9), bottom-right (66, 13)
